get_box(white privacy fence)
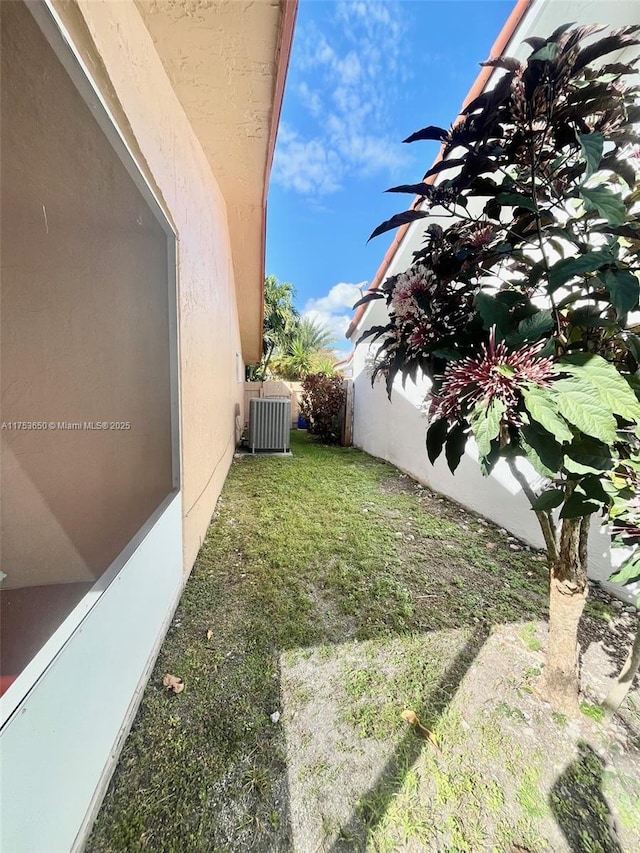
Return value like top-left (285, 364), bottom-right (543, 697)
top-left (351, 340), bottom-right (639, 605)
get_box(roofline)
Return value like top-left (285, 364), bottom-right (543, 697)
top-left (345, 0), bottom-right (535, 341)
top-left (259, 0), bottom-right (298, 360)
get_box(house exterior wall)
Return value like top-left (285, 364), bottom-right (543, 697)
top-left (349, 0), bottom-right (640, 604)
top-left (50, 0), bottom-right (247, 569)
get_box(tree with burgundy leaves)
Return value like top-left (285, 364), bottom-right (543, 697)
top-left (358, 24), bottom-right (640, 713)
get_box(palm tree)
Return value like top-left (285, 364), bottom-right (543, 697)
top-left (294, 317), bottom-right (336, 353)
top-left (271, 317), bottom-right (337, 380)
top-left (259, 276), bottom-right (299, 379)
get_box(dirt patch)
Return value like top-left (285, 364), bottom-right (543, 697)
top-left (282, 623), bottom-right (639, 852)
top-left (280, 629), bottom-right (475, 852)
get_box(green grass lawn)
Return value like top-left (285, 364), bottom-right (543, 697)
top-left (87, 432), bottom-right (635, 852)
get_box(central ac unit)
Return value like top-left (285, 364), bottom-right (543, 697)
top-left (248, 398), bottom-right (291, 453)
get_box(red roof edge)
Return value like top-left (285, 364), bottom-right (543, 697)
top-left (345, 0), bottom-right (534, 341)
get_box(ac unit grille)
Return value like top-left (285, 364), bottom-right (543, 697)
top-left (248, 398), bottom-right (291, 453)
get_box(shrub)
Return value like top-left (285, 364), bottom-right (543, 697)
top-left (300, 374), bottom-right (346, 444)
top-left (359, 23), bottom-right (640, 713)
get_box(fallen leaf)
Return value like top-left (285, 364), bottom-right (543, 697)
top-left (163, 673), bottom-right (185, 694)
top-left (206, 629), bottom-right (213, 640)
top-left (401, 708), bottom-right (439, 750)
top-left (401, 709), bottom-right (419, 725)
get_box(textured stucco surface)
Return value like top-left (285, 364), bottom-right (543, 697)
top-left (135, 0), bottom-right (286, 364)
top-left (47, 0), bottom-right (265, 571)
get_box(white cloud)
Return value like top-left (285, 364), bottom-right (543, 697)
top-left (303, 282), bottom-right (366, 343)
top-left (272, 1), bottom-right (410, 197)
top-left (272, 125), bottom-right (342, 195)
top-left (297, 82), bottom-right (323, 118)
top-left (305, 282), bottom-right (365, 315)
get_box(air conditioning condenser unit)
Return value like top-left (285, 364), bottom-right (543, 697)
top-left (248, 398), bottom-right (291, 453)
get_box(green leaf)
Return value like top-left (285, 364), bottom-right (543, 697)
top-left (580, 186), bottom-right (626, 226)
top-left (508, 310), bottom-right (555, 346)
top-left (609, 551), bottom-right (640, 585)
top-left (520, 425), bottom-right (564, 478)
top-left (579, 474), bottom-right (612, 506)
top-left (471, 399), bottom-right (505, 459)
top-left (600, 269), bottom-right (640, 317)
top-left (556, 354), bottom-right (640, 424)
top-left (530, 488), bottom-right (565, 511)
top-left (479, 442), bottom-right (501, 477)
top-left (445, 422), bottom-right (468, 474)
top-left (432, 348), bottom-right (463, 361)
top-left (569, 305), bottom-right (616, 330)
top-left (496, 192), bottom-right (537, 211)
top-left (560, 490), bottom-right (601, 519)
top-left (497, 364), bottom-right (515, 377)
top-left (530, 42), bottom-right (558, 61)
top-left (475, 292), bottom-right (511, 333)
top-left (552, 378), bottom-right (619, 444)
top-left (577, 131), bottom-right (604, 178)
top-left (495, 290), bottom-right (528, 308)
top-left (548, 250), bottom-right (612, 292)
top-left (426, 418), bottom-right (448, 465)
top-left (564, 437), bottom-right (613, 475)
top-left (522, 386), bottom-right (573, 444)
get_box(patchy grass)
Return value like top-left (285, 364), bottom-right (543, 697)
top-left (87, 432), bottom-right (637, 852)
top-left (580, 701), bottom-right (606, 724)
top-left (520, 622), bottom-right (543, 652)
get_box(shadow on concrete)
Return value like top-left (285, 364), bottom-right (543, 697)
top-left (331, 626), bottom-right (489, 852)
top-left (549, 741), bottom-right (623, 853)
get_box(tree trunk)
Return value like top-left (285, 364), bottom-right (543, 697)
top-left (603, 614), bottom-right (640, 716)
top-left (540, 516), bottom-right (589, 715)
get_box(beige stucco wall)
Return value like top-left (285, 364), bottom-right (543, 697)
top-left (63, 0), bottom-right (248, 570)
top-left (35, 0), bottom-right (248, 573)
top-left (134, 0), bottom-right (289, 365)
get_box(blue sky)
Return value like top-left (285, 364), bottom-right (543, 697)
top-left (266, 0), bottom-right (516, 352)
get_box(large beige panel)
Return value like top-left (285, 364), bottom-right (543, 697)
top-left (1, 1), bottom-right (173, 589)
top-left (134, 0), bottom-right (287, 363)
top-left (49, 0), bottom-right (248, 570)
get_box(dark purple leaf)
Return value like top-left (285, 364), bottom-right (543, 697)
top-left (574, 30), bottom-right (640, 73)
top-left (368, 210), bottom-right (430, 242)
top-left (426, 418), bottom-right (448, 464)
top-left (422, 158), bottom-right (466, 180)
top-left (352, 291), bottom-right (384, 310)
top-left (402, 125), bottom-right (448, 144)
top-left (385, 183), bottom-right (434, 196)
top-left (549, 22), bottom-right (577, 41)
top-left (479, 56), bottom-right (523, 73)
top-left (523, 37), bottom-right (546, 51)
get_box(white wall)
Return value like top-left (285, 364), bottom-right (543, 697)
top-left (353, 339), bottom-right (615, 566)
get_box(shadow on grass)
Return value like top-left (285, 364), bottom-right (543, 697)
top-left (331, 626), bottom-right (489, 852)
top-left (549, 742), bottom-right (623, 853)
